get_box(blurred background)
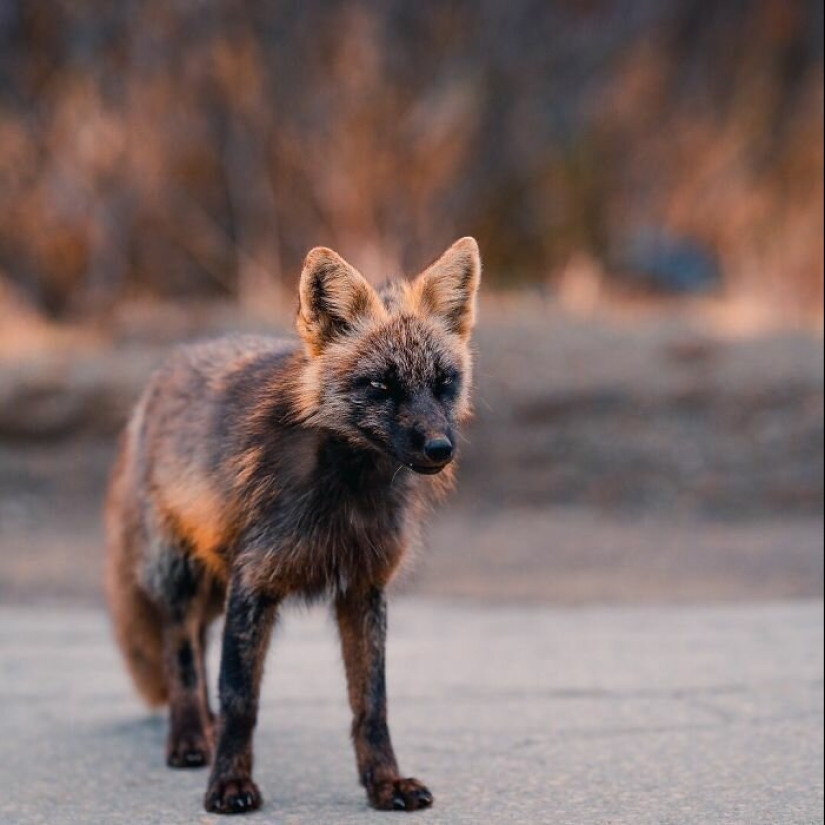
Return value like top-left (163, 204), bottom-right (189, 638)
top-left (0, 0), bottom-right (822, 606)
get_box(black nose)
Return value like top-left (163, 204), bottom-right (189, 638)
top-left (423, 437), bottom-right (454, 464)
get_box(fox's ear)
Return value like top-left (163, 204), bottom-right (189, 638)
top-left (297, 247), bottom-right (383, 355)
top-left (413, 237), bottom-right (481, 340)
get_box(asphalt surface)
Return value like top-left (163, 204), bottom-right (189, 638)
top-left (1, 599), bottom-right (822, 825)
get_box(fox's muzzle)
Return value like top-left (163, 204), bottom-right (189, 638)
top-left (397, 393), bottom-right (455, 473)
top-left (423, 436), bottom-right (453, 465)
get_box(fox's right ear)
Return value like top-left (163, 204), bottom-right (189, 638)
top-left (297, 247), bottom-right (383, 355)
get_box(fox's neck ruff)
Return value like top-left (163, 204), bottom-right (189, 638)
top-left (314, 430), bottom-right (428, 506)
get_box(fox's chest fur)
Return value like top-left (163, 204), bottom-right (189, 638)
top-left (230, 435), bottom-right (422, 596)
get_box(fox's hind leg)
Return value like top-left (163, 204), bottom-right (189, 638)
top-left (147, 547), bottom-right (222, 768)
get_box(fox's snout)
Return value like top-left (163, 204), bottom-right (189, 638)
top-left (397, 394), bottom-right (455, 474)
top-left (423, 436), bottom-right (454, 465)
top-left (404, 432), bottom-right (454, 475)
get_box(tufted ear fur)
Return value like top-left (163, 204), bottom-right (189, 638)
top-left (297, 247), bottom-right (384, 355)
top-left (412, 237), bottom-right (481, 340)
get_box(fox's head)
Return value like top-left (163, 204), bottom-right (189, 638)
top-left (294, 237), bottom-right (481, 475)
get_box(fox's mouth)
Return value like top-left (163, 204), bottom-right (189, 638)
top-left (407, 462), bottom-right (449, 476)
top-left (355, 427), bottom-right (452, 475)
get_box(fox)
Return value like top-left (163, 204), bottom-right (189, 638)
top-left (104, 237), bottom-right (481, 815)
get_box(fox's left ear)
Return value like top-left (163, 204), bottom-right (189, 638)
top-left (413, 237), bottom-right (481, 341)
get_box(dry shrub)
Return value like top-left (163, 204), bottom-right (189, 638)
top-left (0, 0), bottom-right (820, 324)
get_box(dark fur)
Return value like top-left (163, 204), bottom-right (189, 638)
top-left (105, 238), bottom-right (481, 815)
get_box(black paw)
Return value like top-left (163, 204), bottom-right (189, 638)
top-left (167, 732), bottom-right (211, 768)
top-left (370, 778), bottom-right (434, 812)
top-left (204, 776), bottom-right (262, 815)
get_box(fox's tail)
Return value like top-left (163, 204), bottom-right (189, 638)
top-left (106, 564), bottom-right (168, 707)
top-left (104, 439), bottom-right (168, 707)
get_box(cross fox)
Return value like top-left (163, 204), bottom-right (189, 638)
top-left (105, 237), bottom-right (481, 815)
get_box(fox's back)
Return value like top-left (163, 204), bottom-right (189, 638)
top-left (136, 334), bottom-right (297, 470)
top-left (113, 335), bottom-right (300, 576)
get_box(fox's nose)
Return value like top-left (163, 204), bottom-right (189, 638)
top-left (423, 436), bottom-right (454, 465)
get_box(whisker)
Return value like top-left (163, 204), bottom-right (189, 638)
top-left (390, 464), bottom-right (406, 490)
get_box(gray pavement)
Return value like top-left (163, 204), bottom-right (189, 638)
top-left (1, 599), bottom-right (823, 825)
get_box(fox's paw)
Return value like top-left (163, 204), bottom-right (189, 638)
top-left (167, 730), bottom-right (212, 768)
top-left (204, 776), bottom-right (262, 815)
top-left (369, 778), bottom-right (434, 812)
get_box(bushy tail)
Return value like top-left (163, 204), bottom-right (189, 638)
top-left (106, 566), bottom-right (168, 707)
top-left (104, 437), bottom-right (168, 707)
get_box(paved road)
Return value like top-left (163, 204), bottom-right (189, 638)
top-left (1, 599), bottom-right (822, 825)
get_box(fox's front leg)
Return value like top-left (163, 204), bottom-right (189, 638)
top-left (336, 588), bottom-right (434, 812)
top-left (204, 579), bottom-right (279, 815)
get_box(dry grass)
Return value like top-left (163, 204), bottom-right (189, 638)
top-left (0, 1), bottom-right (821, 323)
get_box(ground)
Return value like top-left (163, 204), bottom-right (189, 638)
top-left (1, 599), bottom-right (822, 825)
top-left (0, 300), bottom-right (822, 824)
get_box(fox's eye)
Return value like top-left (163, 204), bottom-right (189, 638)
top-left (370, 380), bottom-right (389, 392)
top-left (435, 371), bottom-right (459, 398)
